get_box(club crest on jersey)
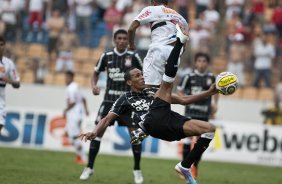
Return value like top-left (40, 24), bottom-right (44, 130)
top-left (125, 56), bottom-right (132, 67)
top-left (207, 78), bottom-right (212, 86)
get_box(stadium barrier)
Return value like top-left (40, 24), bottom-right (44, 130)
top-left (0, 84), bottom-right (281, 167)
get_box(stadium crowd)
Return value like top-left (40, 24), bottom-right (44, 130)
top-left (0, 0), bottom-right (281, 100)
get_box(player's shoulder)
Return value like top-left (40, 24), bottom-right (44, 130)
top-left (67, 82), bottom-right (79, 90)
top-left (2, 56), bottom-right (15, 65)
top-left (105, 51), bottom-right (114, 56)
top-left (207, 72), bottom-right (215, 77)
top-left (126, 50), bottom-right (135, 55)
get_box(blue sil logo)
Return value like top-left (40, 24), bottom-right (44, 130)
top-left (0, 112), bottom-right (46, 145)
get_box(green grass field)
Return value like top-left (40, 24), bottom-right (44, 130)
top-left (0, 147), bottom-right (281, 184)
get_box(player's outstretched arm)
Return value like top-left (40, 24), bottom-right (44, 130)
top-left (172, 84), bottom-right (218, 105)
top-left (80, 112), bottom-right (118, 142)
top-left (128, 20), bottom-right (140, 50)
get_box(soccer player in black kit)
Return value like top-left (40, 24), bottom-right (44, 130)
top-left (81, 25), bottom-right (218, 184)
top-left (177, 52), bottom-right (219, 180)
top-left (79, 29), bottom-right (144, 184)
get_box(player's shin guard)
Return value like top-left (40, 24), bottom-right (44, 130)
top-left (163, 38), bottom-right (183, 83)
top-left (132, 143), bottom-right (142, 170)
top-left (87, 138), bottom-right (101, 169)
top-left (181, 133), bottom-right (215, 168)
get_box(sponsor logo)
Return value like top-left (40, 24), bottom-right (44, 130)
top-left (131, 99), bottom-right (150, 111)
top-left (218, 75), bottom-right (237, 87)
top-left (108, 68), bottom-right (125, 81)
top-left (138, 10), bottom-right (151, 19)
top-left (162, 8), bottom-right (179, 15)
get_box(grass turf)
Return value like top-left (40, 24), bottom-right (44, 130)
top-left (0, 147), bottom-right (281, 184)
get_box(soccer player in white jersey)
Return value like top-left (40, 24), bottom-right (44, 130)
top-left (64, 71), bottom-right (89, 164)
top-left (0, 36), bottom-right (20, 135)
top-left (128, 0), bottom-right (189, 86)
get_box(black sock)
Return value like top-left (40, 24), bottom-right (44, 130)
top-left (182, 143), bottom-right (191, 160)
top-left (87, 140), bottom-right (101, 169)
top-left (164, 38), bottom-right (183, 78)
top-left (132, 144), bottom-right (142, 170)
top-left (181, 137), bottom-right (212, 168)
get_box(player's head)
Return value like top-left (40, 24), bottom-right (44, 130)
top-left (65, 70), bottom-right (74, 85)
top-left (194, 52), bottom-right (210, 73)
top-left (151, 0), bottom-right (168, 6)
top-left (113, 29), bottom-right (128, 52)
top-left (124, 68), bottom-right (145, 91)
top-left (0, 36), bottom-right (6, 55)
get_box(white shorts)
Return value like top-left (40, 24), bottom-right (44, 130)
top-left (0, 110), bottom-right (6, 126)
top-left (143, 44), bottom-right (180, 85)
top-left (55, 51), bottom-right (74, 72)
top-left (65, 114), bottom-right (82, 138)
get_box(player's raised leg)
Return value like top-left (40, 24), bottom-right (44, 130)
top-left (155, 24), bottom-right (188, 103)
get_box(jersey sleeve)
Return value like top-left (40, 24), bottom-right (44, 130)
top-left (8, 60), bottom-right (20, 82)
top-left (94, 53), bottom-right (107, 73)
top-left (134, 6), bottom-right (156, 25)
top-left (110, 94), bottom-right (129, 116)
top-left (177, 75), bottom-right (190, 91)
top-left (132, 52), bottom-right (143, 70)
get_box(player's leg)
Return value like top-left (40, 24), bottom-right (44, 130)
top-left (176, 119), bottom-right (215, 183)
top-left (155, 24), bottom-right (188, 103)
top-left (128, 127), bottom-right (144, 184)
top-left (80, 102), bottom-right (110, 180)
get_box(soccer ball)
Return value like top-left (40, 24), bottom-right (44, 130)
top-left (215, 72), bottom-right (238, 95)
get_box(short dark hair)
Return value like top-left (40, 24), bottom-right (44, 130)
top-left (151, 0), bottom-right (168, 5)
top-left (0, 36), bottom-right (6, 44)
top-left (124, 68), bottom-right (135, 82)
top-left (194, 52), bottom-right (210, 63)
top-left (113, 29), bottom-right (128, 39)
top-left (65, 70), bottom-right (74, 78)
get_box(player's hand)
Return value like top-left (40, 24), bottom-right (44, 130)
top-left (80, 132), bottom-right (97, 142)
top-left (128, 44), bottom-right (136, 51)
top-left (2, 77), bottom-right (13, 84)
top-left (92, 86), bottom-right (100, 95)
top-left (208, 84), bottom-right (218, 95)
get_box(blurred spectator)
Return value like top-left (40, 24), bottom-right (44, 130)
top-left (252, 33), bottom-right (276, 88)
top-left (176, 0), bottom-right (189, 21)
top-left (0, 0), bottom-right (18, 42)
top-left (196, 0), bottom-right (212, 18)
top-left (95, 0), bottom-right (112, 21)
top-left (104, 0), bottom-right (123, 51)
top-left (46, 9), bottom-right (65, 60)
top-left (0, 17), bottom-right (5, 36)
top-left (74, 0), bottom-right (93, 47)
top-left (116, 0), bottom-right (133, 13)
top-left (47, 0), bottom-right (69, 16)
top-left (227, 42), bottom-right (246, 87)
top-left (189, 21), bottom-right (211, 54)
top-left (26, 0), bottom-right (47, 42)
top-left (33, 58), bottom-right (48, 83)
top-left (55, 25), bottom-right (78, 72)
top-left (203, 2), bottom-right (220, 32)
top-left (251, 0), bottom-right (265, 25)
top-left (272, 1), bottom-right (282, 39)
top-left (225, 0), bottom-right (245, 20)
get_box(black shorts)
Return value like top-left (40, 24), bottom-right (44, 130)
top-left (143, 97), bottom-right (190, 141)
top-left (95, 101), bottom-right (136, 128)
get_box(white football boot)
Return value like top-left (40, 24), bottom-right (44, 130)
top-left (133, 170), bottom-right (144, 184)
top-left (79, 167), bottom-right (93, 180)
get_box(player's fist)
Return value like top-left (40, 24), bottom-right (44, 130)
top-left (92, 86), bottom-right (100, 95)
top-left (208, 84), bottom-right (218, 95)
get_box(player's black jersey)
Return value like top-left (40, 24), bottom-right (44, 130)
top-left (110, 88), bottom-right (158, 124)
top-left (95, 48), bottom-right (143, 102)
top-left (178, 70), bottom-right (215, 120)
